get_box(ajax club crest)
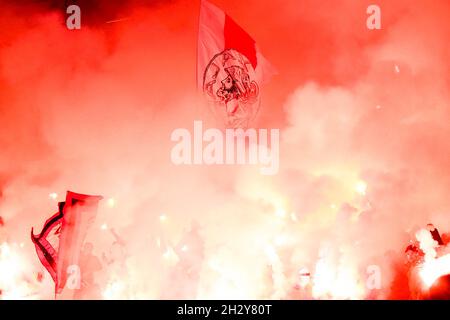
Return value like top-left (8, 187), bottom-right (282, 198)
top-left (203, 49), bottom-right (260, 129)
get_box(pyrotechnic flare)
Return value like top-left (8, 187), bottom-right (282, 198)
top-left (411, 226), bottom-right (450, 298)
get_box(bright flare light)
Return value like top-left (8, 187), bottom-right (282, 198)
top-left (355, 181), bottom-right (367, 196)
top-left (312, 252), bottom-right (365, 300)
top-left (102, 280), bottom-right (126, 299)
top-left (49, 193), bottom-right (58, 200)
top-left (0, 242), bottom-right (35, 299)
top-left (419, 254), bottom-right (450, 288)
top-left (107, 198), bottom-right (116, 208)
top-left (275, 208), bottom-right (286, 218)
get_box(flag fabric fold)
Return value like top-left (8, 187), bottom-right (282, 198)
top-left (31, 202), bottom-right (65, 284)
top-left (197, 0), bottom-right (275, 90)
top-left (31, 191), bottom-right (103, 296)
top-left (56, 191), bottom-right (103, 294)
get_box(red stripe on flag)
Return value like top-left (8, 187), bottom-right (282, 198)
top-left (224, 14), bottom-right (257, 69)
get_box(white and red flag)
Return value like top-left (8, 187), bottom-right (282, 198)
top-left (31, 191), bottom-right (103, 297)
top-left (197, 0), bottom-right (275, 128)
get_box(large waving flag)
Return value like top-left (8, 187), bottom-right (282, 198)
top-left (31, 191), bottom-right (103, 297)
top-left (197, 0), bottom-right (276, 128)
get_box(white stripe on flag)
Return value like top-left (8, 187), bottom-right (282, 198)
top-left (197, 0), bottom-right (225, 89)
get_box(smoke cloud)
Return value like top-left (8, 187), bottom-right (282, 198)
top-left (0, 0), bottom-right (449, 299)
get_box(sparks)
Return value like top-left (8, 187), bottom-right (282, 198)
top-left (105, 17), bottom-right (130, 24)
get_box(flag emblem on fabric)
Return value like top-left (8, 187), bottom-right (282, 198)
top-left (197, 0), bottom-right (275, 129)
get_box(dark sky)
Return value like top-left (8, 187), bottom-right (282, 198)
top-left (10, 0), bottom-right (173, 25)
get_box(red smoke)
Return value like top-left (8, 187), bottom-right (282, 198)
top-left (0, 0), bottom-right (449, 299)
